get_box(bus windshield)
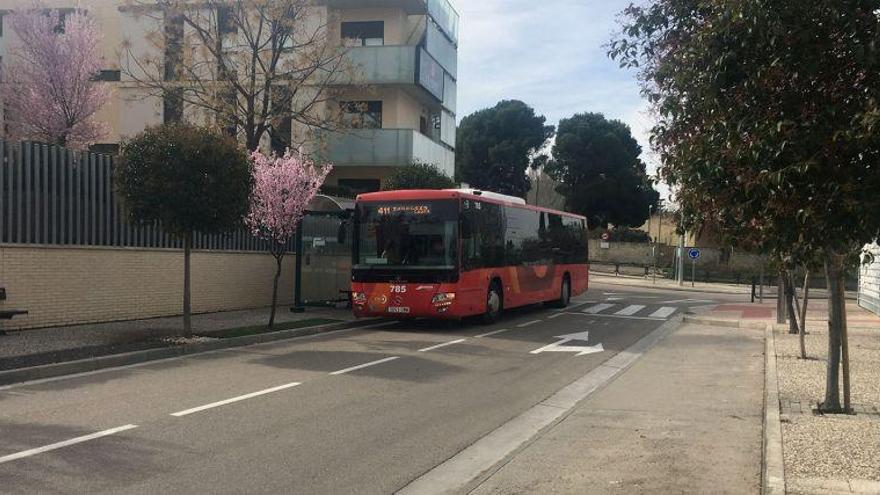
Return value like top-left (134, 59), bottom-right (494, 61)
top-left (356, 200), bottom-right (458, 269)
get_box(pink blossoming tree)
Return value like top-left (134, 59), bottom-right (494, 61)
top-left (0, 6), bottom-right (109, 149)
top-left (246, 149), bottom-right (332, 329)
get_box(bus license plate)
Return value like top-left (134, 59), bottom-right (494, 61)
top-left (387, 307), bottom-right (410, 314)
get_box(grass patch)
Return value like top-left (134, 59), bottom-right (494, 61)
top-left (197, 318), bottom-right (342, 339)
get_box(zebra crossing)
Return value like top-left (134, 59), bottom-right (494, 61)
top-left (578, 303), bottom-right (680, 320)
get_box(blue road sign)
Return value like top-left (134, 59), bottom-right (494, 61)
top-left (688, 248), bottom-right (701, 260)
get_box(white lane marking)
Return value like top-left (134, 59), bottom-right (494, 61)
top-left (570, 312), bottom-right (664, 321)
top-left (330, 356), bottom-right (399, 375)
top-left (0, 424), bottom-right (139, 464)
top-left (516, 320), bottom-right (541, 328)
top-left (418, 339), bottom-right (467, 352)
top-left (171, 383), bottom-right (301, 416)
top-left (606, 297), bottom-right (625, 301)
top-left (690, 304), bottom-right (717, 310)
top-left (583, 303), bottom-right (614, 314)
top-left (659, 298), bottom-right (714, 304)
top-left (615, 305), bottom-right (646, 316)
top-left (650, 306), bottom-right (677, 318)
top-left (548, 313), bottom-right (565, 319)
top-left (475, 328), bottom-right (512, 338)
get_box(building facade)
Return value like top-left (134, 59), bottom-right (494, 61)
top-left (859, 243), bottom-right (880, 316)
top-left (0, 0), bottom-right (458, 195)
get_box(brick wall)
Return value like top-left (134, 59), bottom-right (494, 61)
top-left (0, 244), bottom-right (296, 330)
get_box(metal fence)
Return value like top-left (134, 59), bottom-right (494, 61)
top-left (0, 140), bottom-right (281, 251)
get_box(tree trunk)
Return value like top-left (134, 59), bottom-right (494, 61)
top-left (822, 253), bottom-right (846, 412)
top-left (792, 272), bottom-right (803, 331)
top-left (799, 271), bottom-right (811, 360)
top-left (777, 272), bottom-right (787, 324)
top-left (786, 270), bottom-right (798, 334)
top-left (268, 253), bottom-right (284, 330)
top-left (183, 231), bottom-right (192, 335)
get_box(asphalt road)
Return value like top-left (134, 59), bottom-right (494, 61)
top-left (0, 282), bottom-right (744, 494)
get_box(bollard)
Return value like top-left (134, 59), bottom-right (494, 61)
top-left (751, 276), bottom-right (757, 303)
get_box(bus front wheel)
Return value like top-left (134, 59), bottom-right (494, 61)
top-left (482, 283), bottom-right (503, 324)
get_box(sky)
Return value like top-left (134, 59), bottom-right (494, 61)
top-left (452, 0), bottom-right (666, 196)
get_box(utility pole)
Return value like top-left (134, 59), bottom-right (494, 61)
top-left (647, 206), bottom-right (653, 280)
top-left (291, 219), bottom-right (305, 313)
top-left (654, 211), bottom-right (662, 284)
top-left (679, 234), bottom-right (686, 285)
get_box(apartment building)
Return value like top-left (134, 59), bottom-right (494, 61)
top-left (0, 0), bottom-right (458, 195)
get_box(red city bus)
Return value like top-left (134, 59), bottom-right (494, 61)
top-left (350, 189), bottom-right (589, 322)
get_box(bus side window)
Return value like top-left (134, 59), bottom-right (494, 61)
top-left (463, 202), bottom-right (505, 271)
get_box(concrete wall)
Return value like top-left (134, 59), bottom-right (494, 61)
top-left (860, 243), bottom-right (880, 316)
top-left (589, 240), bottom-right (766, 274)
top-left (0, 245), bottom-right (295, 330)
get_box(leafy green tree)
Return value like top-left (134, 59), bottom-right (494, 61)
top-left (456, 100), bottom-right (554, 198)
top-left (547, 113), bottom-right (659, 229)
top-left (382, 162), bottom-right (455, 190)
top-left (117, 124), bottom-right (252, 334)
top-left (610, 0), bottom-right (880, 412)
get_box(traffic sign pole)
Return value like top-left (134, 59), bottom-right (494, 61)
top-left (686, 248), bottom-right (701, 287)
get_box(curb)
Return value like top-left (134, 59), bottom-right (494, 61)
top-left (0, 318), bottom-right (388, 387)
top-left (683, 315), bottom-right (768, 330)
top-left (591, 275), bottom-right (754, 296)
top-left (763, 323), bottom-right (786, 495)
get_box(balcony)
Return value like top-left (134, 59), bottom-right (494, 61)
top-left (318, 129), bottom-right (455, 176)
top-left (316, 0), bottom-right (428, 15)
top-left (344, 46), bottom-right (417, 86)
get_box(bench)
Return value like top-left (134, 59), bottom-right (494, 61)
top-left (339, 289), bottom-right (353, 308)
top-left (0, 310), bottom-right (28, 336)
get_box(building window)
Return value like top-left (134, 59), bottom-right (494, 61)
top-left (339, 179), bottom-right (381, 195)
top-left (94, 70), bottom-right (121, 81)
top-left (341, 21), bottom-right (384, 46)
top-left (52, 8), bottom-right (78, 33)
top-left (0, 14), bottom-right (4, 37)
top-left (270, 86), bottom-right (292, 154)
top-left (218, 6), bottom-right (237, 34)
top-left (340, 101), bottom-right (382, 129)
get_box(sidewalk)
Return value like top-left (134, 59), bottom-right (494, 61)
top-left (0, 305), bottom-right (356, 371)
top-left (699, 297), bottom-right (880, 494)
top-left (470, 320), bottom-right (765, 494)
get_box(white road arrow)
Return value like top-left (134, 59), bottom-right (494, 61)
top-left (530, 330), bottom-right (605, 356)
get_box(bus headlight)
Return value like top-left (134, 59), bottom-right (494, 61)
top-left (432, 293), bottom-right (456, 306)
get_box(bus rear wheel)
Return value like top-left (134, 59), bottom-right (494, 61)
top-left (482, 283), bottom-right (503, 324)
top-left (551, 277), bottom-right (571, 308)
